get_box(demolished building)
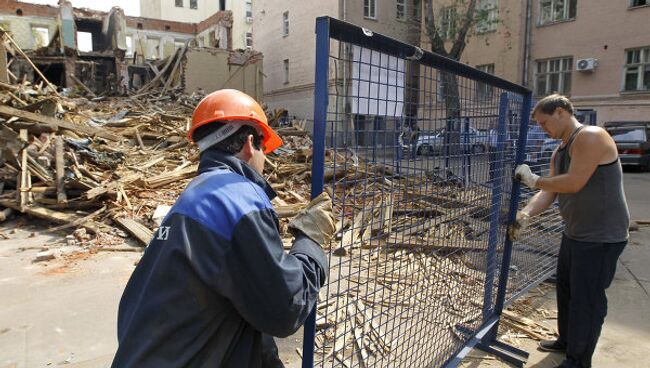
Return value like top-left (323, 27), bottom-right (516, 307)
top-left (0, 0), bottom-right (263, 98)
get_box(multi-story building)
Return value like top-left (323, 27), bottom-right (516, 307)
top-left (530, 0), bottom-right (650, 122)
top-left (140, 0), bottom-right (253, 50)
top-left (254, 0), bottom-right (421, 122)
top-left (422, 0), bottom-right (650, 125)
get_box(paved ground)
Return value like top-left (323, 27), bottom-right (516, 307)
top-left (0, 171), bottom-right (648, 368)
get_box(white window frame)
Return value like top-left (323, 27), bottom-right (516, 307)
top-left (396, 0), bottom-right (406, 20)
top-left (476, 0), bottom-right (498, 33)
top-left (283, 59), bottom-right (289, 84)
top-left (282, 11), bottom-right (289, 37)
top-left (440, 7), bottom-right (456, 40)
top-left (175, 0), bottom-right (183, 8)
top-left (245, 1), bottom-right (253, 18)
top-left (623, 47), bottom-right (650, 92)
top-left (534, 56), bottom-right (573, 96)
top-left (412, 0), bottom-right (421, 21)
top-left (539, 0), bottom-right (576, 25)
top-left (31, 25), bottom-right (50, 48)
top-left (125, 35), bottom-right (133, 57)
top-left (364, 0), bottom-right (377, 19)
top-left (189, 0), bottom-right (197, 10)
top-left (245, 32), bottom-right (253, 48)
top-left (476, 64), bottom-right (495, 100)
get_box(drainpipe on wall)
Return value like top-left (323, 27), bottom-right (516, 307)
top-left (522, 0), bottom-right (532, 87)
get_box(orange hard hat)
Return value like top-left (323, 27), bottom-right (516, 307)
top-left (188, 89), bottom-right (283, 154)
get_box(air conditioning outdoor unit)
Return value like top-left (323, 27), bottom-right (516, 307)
top-left (576, 58), bottom-right (597, 72)
top-left (246, 16), bottom-right (253, 24)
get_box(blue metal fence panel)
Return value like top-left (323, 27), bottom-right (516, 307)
top-left (304, 16), bottom-right (562, 368)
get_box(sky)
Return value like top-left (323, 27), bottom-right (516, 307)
top-left (20, 0), bottom-right (141, 16)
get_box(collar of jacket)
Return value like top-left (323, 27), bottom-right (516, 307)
top-left (197, 149), bottom-right (277, 200)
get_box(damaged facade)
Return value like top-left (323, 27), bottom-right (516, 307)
top-left (0, 0), bottom-right (262, 98)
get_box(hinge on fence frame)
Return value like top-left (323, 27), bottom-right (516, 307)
top-left (407, 46), bottom-right (424, 60)
top-left (361, 27), bottom-right (373, 37)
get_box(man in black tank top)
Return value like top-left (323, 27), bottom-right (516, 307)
top-left (509, 95), bottom-right (629, 368)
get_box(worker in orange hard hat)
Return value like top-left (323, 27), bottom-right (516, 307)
top-left (113, 89), bottom-right (336, 368)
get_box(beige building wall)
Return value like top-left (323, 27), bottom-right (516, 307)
top-left (255, 0), bottom-right (420, 122)
top-left (530, 1), bottom-right (650, 123)
top-left (455, 0), bottom-right (526, 85)
top-left (140, 0), bottom-right (251, 50)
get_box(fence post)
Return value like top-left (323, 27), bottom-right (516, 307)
top-left (474, 92), bottom-right (533, 367)
top-left (490, 92), bottom-right (533, 330)
top-left (482, 92), bottom-right (509, 320)
top-left (302, 16), bottom-right (330, 368)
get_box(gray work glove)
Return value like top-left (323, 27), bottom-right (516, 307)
top-left (508, 211), bottom-right (530, 241)
top-left (515, 164), bottom-right (540, 189)
top-left (288, 191), bottom-right (336, 247)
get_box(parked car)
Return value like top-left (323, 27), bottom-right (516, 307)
top-left (604, 122), bottom-right (650, 170)
top-left (416, 127), bottom-right (489, 155)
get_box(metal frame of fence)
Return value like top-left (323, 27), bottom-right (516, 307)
top-left (302, 16), bottom-right (561, 368)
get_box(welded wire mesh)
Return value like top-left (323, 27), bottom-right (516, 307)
top-left (306, 17), bottom-right (562, 368)
top-left (504, 128), bottom-right (563, 304)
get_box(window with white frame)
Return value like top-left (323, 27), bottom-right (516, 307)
top-left (189, 0), bottom-right (197, 10)
top-left (364, 0), bottom-right (377, 19)
top-left (175, 0), bottom-right (183, 7)
top-left (31, 25), bottom-right (49, 48)
top-left (282, 11), bottom-right (289, 36)
top-left (125, 35), bottom-right (133, 57)
top-left (396, 0), bottom-right (406, 20)
top-left (440, 7), bottom-right (456, 40)
top-left (535, 57), bottom-right (572, 96)
top-left (412, 0), bottom-right (421, 21)
top-left (245, 1), bottom-right (252, 18)
top-left (539, 0), bottom-right (576, 25)
top-left (245, 32), bottom-right (253, 48)
top-left (283, 59), bottom-right (289, 84)
top-left (476, 64), bottom-right (495, 100)
top-left (476, 0), bottom-right (498, 33)
top-left (630, 0), bottom-right (648, 7)
top-left (623, 47), bottom-right (650, 91)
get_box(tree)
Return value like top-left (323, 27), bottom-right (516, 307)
top-left (422, 0), bottom-right (494, 153)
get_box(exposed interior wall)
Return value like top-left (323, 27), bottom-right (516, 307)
top-left (182, 48), bottom-right (262, 100)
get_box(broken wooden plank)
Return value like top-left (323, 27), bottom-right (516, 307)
top-left (18, 129), bottom-right (28, 209)
top-left (0, 199), bottom-right (100, 233)
top-left (112, 217), bottom-right (153, 246)
top-left (69, 74), bottom-right (97, 98)
top-left (54, 136), bottom-right (67, 204)
top-left (144, 164), bottom-right (197, 189)
top-left (0, 105), bottom-right (121, 141)
top-left (2, 32), bottom-right (60, 96)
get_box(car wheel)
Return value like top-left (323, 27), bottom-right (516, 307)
top-left (471, 144), bottom-right (486, 154)
top-left (419, 145), bottom-right (433, 156)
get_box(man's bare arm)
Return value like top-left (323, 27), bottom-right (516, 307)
top-left (535, 130), bottom-right (606, 193)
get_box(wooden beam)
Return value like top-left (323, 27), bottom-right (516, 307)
top-left (69, 74), bottom-right (97, 98)
top-left (113, 217), bottom-right (153, 246)
top-left (0, 105), bottom-right (121, 141)
top-left (54, 136), bottom-right (67, 204)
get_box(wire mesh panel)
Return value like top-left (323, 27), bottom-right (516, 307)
top-left (304, 17), bottom-right (559, 368)
top-left (503, 121), bottom-right (563, 304)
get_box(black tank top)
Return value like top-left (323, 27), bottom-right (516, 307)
top-left (554, 126), bottom-right (629, 242)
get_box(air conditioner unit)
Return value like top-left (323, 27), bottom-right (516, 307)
top-left (576, 58), bottom-right (597, 72)
top-left (246, 16), bottom-right (253, 24)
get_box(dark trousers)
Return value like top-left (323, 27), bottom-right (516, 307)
top-left (556, 234), bottom-right (627, 368)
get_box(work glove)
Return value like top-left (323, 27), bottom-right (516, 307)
top-left (288, 191), bottom-right (336, 247)
top-left (507, 211), bottom-right (530, 241)
top-left (514, 164), bottom-right (540, 189)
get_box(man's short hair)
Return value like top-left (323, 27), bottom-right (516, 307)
top-left (193, 124), bottom-right (262, 154)
top-left (533, 94), bottom-right (574, 116)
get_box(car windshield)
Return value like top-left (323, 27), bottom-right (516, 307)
top-left (608, 127), bottom-right (647, 142)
